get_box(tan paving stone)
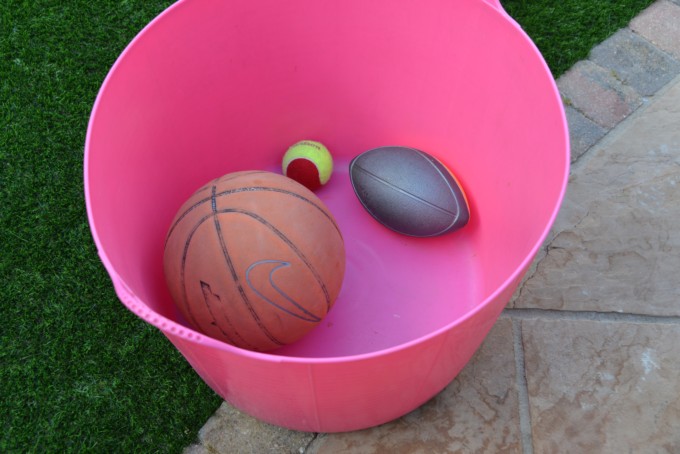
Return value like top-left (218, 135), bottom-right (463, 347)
top-left (307, 318), bottom-right (522, 454)
top-left (564, 106), bottom-right (607, 162)
top-left (522, 318), bottom-right (680, 453)
top-left (557, 60), bottom-right (642, 128)
top-left (183, 444), bottom-right (210, 454)
top-left (589, 28), bottom-right (680, 96)
top-left (631, 0), bottom-right (680, 60)
top-left (184, 402), bottom-right (314, 454)
top-left (514, 76), bottom-right (680, 315)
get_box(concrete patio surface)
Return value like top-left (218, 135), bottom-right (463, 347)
top-left (184, 1), bottom-right (680, 452)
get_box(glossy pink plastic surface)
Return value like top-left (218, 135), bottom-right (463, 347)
top-left (85, 0), bottom-right (569, 432)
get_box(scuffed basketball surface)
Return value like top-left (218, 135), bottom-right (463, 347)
top-left (163, 171), bottom-right (345, 352)
top-left (349, 146), bottom-right (470, 237)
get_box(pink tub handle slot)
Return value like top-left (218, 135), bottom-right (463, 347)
top-left (110, 274), bottom-right (206, 343)
top-left (111, 274), bottom-right (150, 317)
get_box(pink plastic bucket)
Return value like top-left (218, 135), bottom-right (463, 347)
top-left (85, 0), bottom-right (569, 432)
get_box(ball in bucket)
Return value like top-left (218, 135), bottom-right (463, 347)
top-left (349, 146), bottom-right (470, 237)
top-left (163, 171), bottom-right (346, 352)
top-left (282, 140), bottom-right (333, 190)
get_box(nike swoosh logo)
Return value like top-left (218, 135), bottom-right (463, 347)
top-left (245, 260), bottom-right (322, 322)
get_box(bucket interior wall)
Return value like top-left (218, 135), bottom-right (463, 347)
top-left (87, 0), bottom-right (567, 357)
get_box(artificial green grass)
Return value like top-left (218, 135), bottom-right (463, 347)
top-left (1, 1), bottom-right (219, 452)
top-left (0, 0), bottom-right (656, 451)
top-left (504, 0), bottom-right (656, 77)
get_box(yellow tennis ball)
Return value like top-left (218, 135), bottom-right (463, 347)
top-left (282, 140), bottom-right (333, 190)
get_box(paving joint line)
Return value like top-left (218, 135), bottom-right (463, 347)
top-left (305, 433), bottom-right (321, 452)
top-left (502, 308), bottom-right (680, 324)
top-left (629, 26), bottom-right (680, 66)
top-left (512, 319), bottom-right (534, 454)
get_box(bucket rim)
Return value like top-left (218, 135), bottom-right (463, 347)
top-left (83, 0), bottom-right (571, 365)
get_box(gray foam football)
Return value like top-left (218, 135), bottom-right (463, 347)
top-left (349, 146), bottom-right (470, 237)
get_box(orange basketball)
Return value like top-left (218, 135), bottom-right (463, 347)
top-left (163, 171), bottom-right (346, 352)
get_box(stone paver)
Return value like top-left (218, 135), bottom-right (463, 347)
top-left (589, 28), bottom-right (680, 96)
top-left (631, 0), bottom-right (680, 60)
top-left (514, 75), bottom-right (680, 316)
top-left (184, 402), bottom-right (314, 454)
top-left (307, 318), bottom-right (521, 454)
top-left (564, 106), bottom-right (607, 162)
top-left (557, 60), bottom-right (642, 129)
top-left (523, 318), bottom-right (680, 453)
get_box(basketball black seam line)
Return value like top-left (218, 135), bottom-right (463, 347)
top-left (200, 281), bottom-right (242, 346)
top-left (188, 205), bottom-right (334, 307)
top-left (179, 212), bottom-right (247, 346)
top-left (179, 210), bottom-right (257, 350)
top-left (174, 187), bottom-right (340, 235)
top-left (179, 206), bottom-right (332, 347)
top-left (165, 185), bottom-right (342, 250)
top-left (179, 217), bottom-right (205, 329)
top-left (231, 208), bottom-right (333, 311)
top-left (220, 187), bottom-right (342, 235)
top-left (210, 185), bottom-right (285, 347)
